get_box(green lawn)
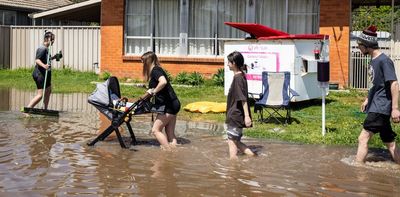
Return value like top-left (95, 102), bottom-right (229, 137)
top-left (1, 68), bottom-right (399, 147)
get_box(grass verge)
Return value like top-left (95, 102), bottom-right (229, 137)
top-left (1, 68), bottom-right (398, 147)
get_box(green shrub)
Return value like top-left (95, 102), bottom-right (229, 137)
top-left (99, 71), bottom-right (111, 80)
top-left (212, 68), bottom-right (224, 86)
top-left (175, 72), bottom-right (190, 84)
top-left (187, 72), bottom-right (204, 86)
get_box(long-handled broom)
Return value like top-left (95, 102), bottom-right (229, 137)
top-left (22, 44), bottom-right (60, 116)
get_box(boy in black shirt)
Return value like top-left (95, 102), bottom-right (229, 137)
top-left (26, 31), bottom-right (55, 110)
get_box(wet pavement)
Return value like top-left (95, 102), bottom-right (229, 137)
top-left (0, 88), bottom-right (399, 196)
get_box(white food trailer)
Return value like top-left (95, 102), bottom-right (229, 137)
top-left (224, 23), bottom-right (330, 102)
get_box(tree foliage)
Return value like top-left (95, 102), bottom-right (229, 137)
top-left (352, 6), bottom-right (400, 32)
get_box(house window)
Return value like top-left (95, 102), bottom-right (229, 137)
top-left (0, 10), bottom-right (17, 25)
top-left (188, 0), bottom-right (246, 56)
top-left (255, 0), bottom-right (286, 32)
top-left (125, 0), bottom-right (180, 55)
top-left (287, 0), bottom-right (319, 34)
top-left (256, 0), bottom-right (319, 34)
top-left (124, 0), bottom-right (319, 56)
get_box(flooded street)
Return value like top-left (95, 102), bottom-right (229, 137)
top-left (0, 88), bottom-right (399, 196)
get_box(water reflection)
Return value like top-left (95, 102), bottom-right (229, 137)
top-left (0, 88), bottom-right (97, 113)
top-left (0, 88), bottom-right (399, 196)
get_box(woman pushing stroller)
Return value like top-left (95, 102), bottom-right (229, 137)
top-left (141, 51), bottom-right (181, 150)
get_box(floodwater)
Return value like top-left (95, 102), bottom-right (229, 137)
top-left (0, 88), bottom-right (399, 196)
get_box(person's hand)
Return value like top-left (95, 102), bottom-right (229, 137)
top-left (43, 64), bottom-right (50, 70)
top-left (391, 108), bottom-right (400, 123)
top-left (146, 88), bottom-right (155, 96)
top-left (140, 89), bottom-right (154, 100)
top-left (244, 116), bottom-right (252, 128)
top-left (360, 99), bottom-right (368, 112)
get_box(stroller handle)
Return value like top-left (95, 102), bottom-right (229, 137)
top-left (123, 93), bottom-right (152, 115)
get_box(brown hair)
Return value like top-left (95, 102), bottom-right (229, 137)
top-left (141, 51), bottom-right (160, 81)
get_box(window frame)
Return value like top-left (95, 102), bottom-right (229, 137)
top-left (124, 0), bottom-right (320, 57)
top-left (0, 10), bottom-right (17, 25)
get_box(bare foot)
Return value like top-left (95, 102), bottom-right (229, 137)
top-left (353, 160), bottom-right (365, 167)
top-left (169, 139), bottom-right (179, 148)
top-left (243, 148), bottom-right (255, 156)
top-left (169, 142), bottom-right (177, 148)
top-left (160, 144), bottom-right (172, 151)
top-left (22, 112), bottom-right (31, 118)
top-left (230, 155), bottom-right (239, 160)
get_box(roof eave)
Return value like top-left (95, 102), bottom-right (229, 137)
top-left (29, 0), bottom-right (101, 19)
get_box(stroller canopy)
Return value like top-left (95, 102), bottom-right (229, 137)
top-left (88, 77), bottom-right (121, 108)
top-left (88, 77), bottom-right (122, 119)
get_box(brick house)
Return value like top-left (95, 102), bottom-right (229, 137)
top-left (100, 0), bottom-right (396, 88)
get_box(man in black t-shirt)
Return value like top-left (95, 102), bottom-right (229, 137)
top-left (355, 25), bottom-right (400, 165)
top-left (26, 31), bottom-right (55, 110)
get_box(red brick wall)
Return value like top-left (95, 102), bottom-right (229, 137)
top-left (100, 0), bottom-right (223, 81)
top-left (319, 0), bottom-right (350, 88)
top-left (101, 0), bottom-right (351, 87)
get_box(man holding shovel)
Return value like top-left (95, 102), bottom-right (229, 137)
top-left (26, 31), bottom-right (60, 111)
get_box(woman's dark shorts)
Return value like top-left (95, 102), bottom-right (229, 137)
top-left (165, 99), bottom-right (181, 115)
top-left (363, 112), bottom-right (397, 143)
top-left (32, 69), bottom-right (51, 89)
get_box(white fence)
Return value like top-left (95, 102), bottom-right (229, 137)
top-left (0, 26), bottom-right (100, 72)
top-left (350, 40), bottom-right (400, 89)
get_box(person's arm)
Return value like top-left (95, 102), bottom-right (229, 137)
top-left (35, 47), bottom-right (49, 70)
top-left (35, 59), bottom-right (49, 70)
top-left (390, 80), bottom-right (400, 123)
top-left (242, 100), bottom-right (252, 127)
top-left (361, 97), bottom-right (368, 112)
top-left (149, 76), bottom-right (167, 95)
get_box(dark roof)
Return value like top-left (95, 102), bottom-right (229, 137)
top-left (0, 0), bottom-right (73, 11)
top-left (29, 0), bottom-right (101, 23)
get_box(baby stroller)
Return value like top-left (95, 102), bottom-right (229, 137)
top-left (87, 76), bottom-right (151, 148)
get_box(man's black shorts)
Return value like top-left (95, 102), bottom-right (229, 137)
top-left (32, 68), bottom-right (51, 89)
top-left (363, 112), bottom-right (397, 143)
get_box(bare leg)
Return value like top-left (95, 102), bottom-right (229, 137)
top-left (43, 86), bottom-right (52, 109)
top-left (355, 129), bottom-right (373, 164)
top-left (27, 89), bottom-right (43, 108)
top-left (152, 114), bottom-right (171, 150)
top-left (228, 139), bottom-right (238, 160)
top-left (237, 141), bottom-right (255, 156)
top-left (165, 113), bottom-right (177, 146)
top-left (385, 142), bottom-right (400, 164)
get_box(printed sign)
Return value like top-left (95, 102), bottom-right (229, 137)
top-left (224, 41), bottom-right (295, 96)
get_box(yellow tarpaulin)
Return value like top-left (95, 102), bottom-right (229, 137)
top-left (184, 101), bottom-right (227, 113)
